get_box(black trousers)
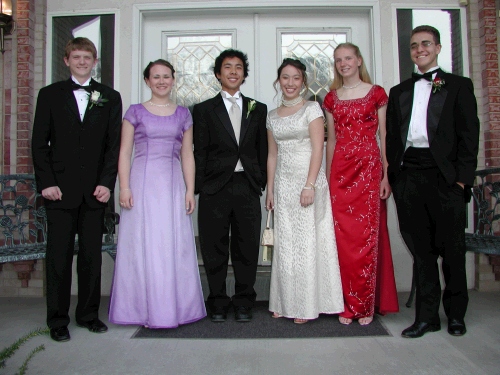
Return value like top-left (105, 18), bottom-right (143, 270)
top-left (198, 172), bottom-right (262, 311)
top-left (392, 167), bottom-right (468, 325)
top-left (45, 202), bottom-right (105, 328)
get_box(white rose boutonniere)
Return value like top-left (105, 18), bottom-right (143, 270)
top-left (88, 90), bottom-right (109, 109)
top-left (246, 100), bottom-right (256, 119)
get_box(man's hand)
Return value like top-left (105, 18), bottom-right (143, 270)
top-left (42, 186), bottom-right (63, 201)
top-left (94, 185), bottom-right (111, 203)
top-left (457, 182), bottom-right (465, 189)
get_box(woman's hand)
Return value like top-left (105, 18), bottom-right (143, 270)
top-left (185, 192), bottom-right (196, 215)
top-left (300, 188), bottom-right (315, 207)
top-left (380, 177), bottom-right (391, 200)
top-left (119, 189), bottom-right (134, 209)
top-left (266, 191), bottom-right (274, 211)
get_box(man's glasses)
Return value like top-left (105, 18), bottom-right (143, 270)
top-left (410, 41), bottom-right (434, 50)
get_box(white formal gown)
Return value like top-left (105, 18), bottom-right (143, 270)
top-left (267, 101), bottom-right (344, 319)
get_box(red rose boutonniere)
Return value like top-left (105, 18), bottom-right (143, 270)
top-left (432, 77), bottom-right (445, 94)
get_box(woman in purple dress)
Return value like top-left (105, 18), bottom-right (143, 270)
top-left (109, 59), bottom-right (206, 328)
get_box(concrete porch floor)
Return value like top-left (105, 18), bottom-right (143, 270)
top-left (0, 291), bottom-right (499, 375)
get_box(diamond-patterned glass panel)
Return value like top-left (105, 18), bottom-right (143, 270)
top-left (281, 32), bottom-right (347, 105)
top-left (165, 34), bottom-right (233, 110)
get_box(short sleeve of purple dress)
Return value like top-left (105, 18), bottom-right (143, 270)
top-left (109, 104), bottom-right (206, 328)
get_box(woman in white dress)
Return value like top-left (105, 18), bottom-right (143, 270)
top-left (266, 58), bottom-right (344, 323)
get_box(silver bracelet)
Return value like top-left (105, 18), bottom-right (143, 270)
top-left (302, 186), bottom-right (315, 190)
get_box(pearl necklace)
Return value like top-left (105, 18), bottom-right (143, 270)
top-left (149, 101), bottom-right (170, 107)
top-left (342, 81), bottom-right (362, 89)
top-left (281, 96), bottom-right (303, 107)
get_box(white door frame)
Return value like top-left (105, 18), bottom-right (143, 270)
top-left (131, 1), bottom-right (383, 105)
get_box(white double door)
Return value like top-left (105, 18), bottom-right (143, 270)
top-left (141, 7), bottom-right (373, 264)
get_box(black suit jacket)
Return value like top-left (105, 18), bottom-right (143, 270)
top-left (386, 70), bottom-right (479, 187)
top-left (193, 93), bottom-right (268, 195)
top-left (31, 78), bottom-right (122, 209)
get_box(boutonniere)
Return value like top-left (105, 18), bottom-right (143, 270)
top-left (431, 77), bottom-right (445, 94)
top-left (88, 90), bottom-right (109, 109)
top-left (246, 100), bottom-right (256, 118)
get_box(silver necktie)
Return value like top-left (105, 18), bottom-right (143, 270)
top-left (226, 96), bottom-right (241, 145)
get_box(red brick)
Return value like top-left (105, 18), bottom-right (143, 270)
top-left (484, 139), bottom-right (500, 149)
top-left (18, 87), bottom-right (30, 96)
top-left (16, 28), bottom-right (29, 37)
top-left (488, 103), bottom-right (500, 112)
top-left (484, 130), bottom-right (500, 139)
top-left (485, 43), bottom-right (498, 53)
top-left (17, 156), bottom-right (31, 165)
top-left (483, 0), bottom-right (496, 8)
top-left (17, 148), bottom-right (31, 157)
top-left (17, 62), bottom-right (29, 71)
top-left (17, 36), bottom-right (31, 46)
top-left (488, 87), bottom-right (500, 96)
top-left (17, 104), bottom-right (30, 113)
top-left (17, 140), bottom-right (30, 148)
top-left (17, 166), bottom-right (31, 173)
top-left (17, 70), bottom-right (30, 78)
top-left (484, 149), bottom-right (500, 158)
top-left (17, 130), bottom-right (30, 139)
top-left (17, 95), bottom-right (30, 105)
top-left (17, 78), bottom-right (32, 88)
top-left (485, 26), bottom-right (497, 36)
top-left (487, 61), bottom-right (499, 70)
top-left (484, 8), bottom-right (497, 18)
top-left (485, 53), bottom-right (498, 62)
top-left (16, 19), bottom-right (30, 29)
top-left (485, 34), bottom-right (498, 44)
top-left (17, 113), bottom-right (31, 122)
top-left (18, 53), bottom-right (32, 62)
top-left (487, 76), bottom-right (500, 87)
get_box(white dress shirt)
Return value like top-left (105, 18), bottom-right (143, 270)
top-left (221, 90), bottom-right (244, 172)
top-left (406, 66), bottom-right (439, 150)
top-left (71, 76), bottom-right (91, 122)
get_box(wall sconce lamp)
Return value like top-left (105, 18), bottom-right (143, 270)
top-left (0, 0), bottom-right (15, 54)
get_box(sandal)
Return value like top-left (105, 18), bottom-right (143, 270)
top-left (339, 316), bottom-right (353, 325)
top-left (272, 312), bottom-right (283, 318)
top-left (294, 318), bottom-right (308, 324)
top-left (358, 316), bottom-right (373, 326)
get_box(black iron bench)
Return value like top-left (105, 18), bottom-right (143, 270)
top-left (406, 167), bottom-right (500, 307)
top-left (0, 174), bottom-right (119, 265)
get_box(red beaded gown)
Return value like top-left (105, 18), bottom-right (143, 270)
top-left (323, 85), bottom-right (399, 319)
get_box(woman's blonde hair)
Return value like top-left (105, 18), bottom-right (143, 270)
top-left (330, 43), bottom-right (372, 90)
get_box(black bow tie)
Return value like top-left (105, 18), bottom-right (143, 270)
top-left (412, 71), bottom-right (434, 83)
top-left (71, 82), bottom-right (92, 93)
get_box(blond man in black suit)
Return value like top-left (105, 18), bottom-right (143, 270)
top-left (32, 37), bottom-right (122, 342)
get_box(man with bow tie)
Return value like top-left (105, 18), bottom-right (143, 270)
top-left (386, 25), bottom-right (479, 339)
top-left (32, 37), bottom-right (122, 342)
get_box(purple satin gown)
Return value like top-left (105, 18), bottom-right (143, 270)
top-left (109, 104), bottom-right (206, 328)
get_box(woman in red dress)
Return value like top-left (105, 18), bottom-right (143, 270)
top-left (323, 43), bottom-right (399, 325)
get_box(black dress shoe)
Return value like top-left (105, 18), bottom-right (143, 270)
top-left (448, 319), bottom-right (467, 336)
top-left (235, 306), bottom-right (252, 322)
top-left (211, 309), bottom-right (227, 323)
top-left (401, 322), bottom-right (440, 338)
top-left (50, 326), bottom-right (70, 342)
top-left (76, 318), bottom-right (108, 333)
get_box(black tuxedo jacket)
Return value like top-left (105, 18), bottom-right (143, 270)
top-left (193, 93), bottom-right (268, 195)
top-left (32, 78), bottom-right (122, 209)
top-left (386, 70), bottom-right (479, 187)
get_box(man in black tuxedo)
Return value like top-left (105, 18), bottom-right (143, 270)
top-left (193, 49), bottom-right (268, 322)
top-left (32, 37), bottom-right (122, 342)
top-left (386, 25), bottom-right (479, 338)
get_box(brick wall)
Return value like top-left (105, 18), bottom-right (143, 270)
top-left (0, 0), bottom-right (46, 297)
